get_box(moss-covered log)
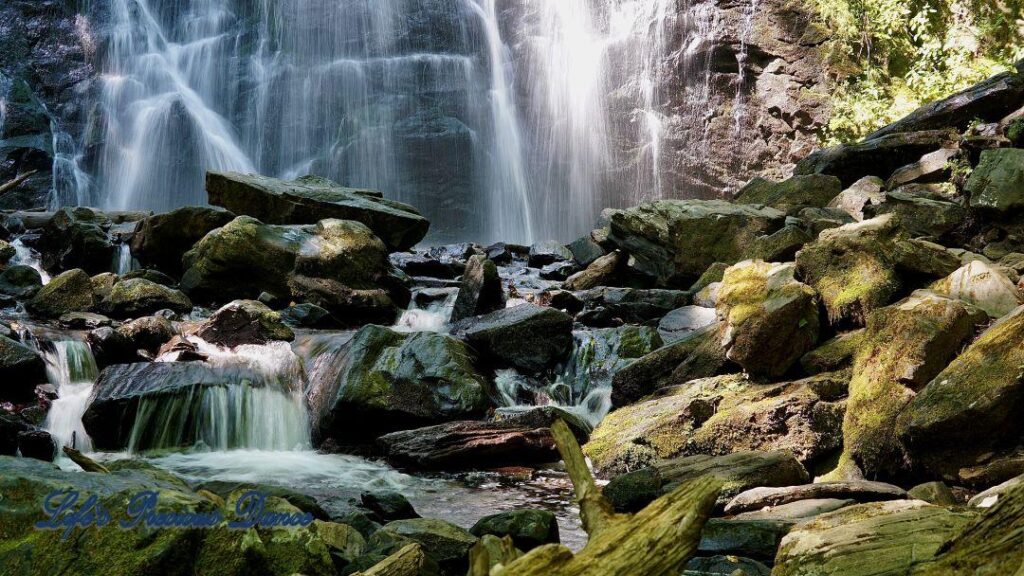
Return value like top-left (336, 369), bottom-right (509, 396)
top-left (474, 419), bottom-right (721, 576)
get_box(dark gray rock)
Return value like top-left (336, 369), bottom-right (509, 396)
top-left (196, 300), bottom-right (294, 347)
top-left (0, 264), bottom-right (42, 298)
top-left (795, 130), bottom-right (956, 187)
top-left (450, 304), bottom-right (573, 374)
top-left (528, 240), bottom-right (572, 267)
top-left (377, 420), bottom-right (557, 470)
top-left (130, 206), bottom-right (236, 275)
top-left (0, 335), bottom-right (46, 401)
top-left (450, 255), bottom-right (504, 322)
top-left (469, 509), bottom-right (559, 551)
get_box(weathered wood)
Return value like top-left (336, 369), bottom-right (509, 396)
top-left (468, 534), bottom-right (522, 576)
top-left (0, 170), bottom-right (37, 196)
top-left (62, 446), bottom-right (109, 474)
top-left (478, 419), bottom-right (721, 576)
top-left (352, 543), bottom-right (428, 576)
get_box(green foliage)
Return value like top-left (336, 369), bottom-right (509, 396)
top-left (815, 0), bottom-right (1024, 143)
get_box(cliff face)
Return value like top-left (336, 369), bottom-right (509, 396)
top-left (0, 1), bottom-right (103, 210)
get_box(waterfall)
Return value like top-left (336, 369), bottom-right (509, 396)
top-left (10, 237), bottom-right (51, 284)
top-left (0, 73), bottom-right (9, 136)
top-left (129, 339), bottom-right (311, 452)
top-left (41, 341), bottom-right (100, 452)
top-left (68, 0), bottom-right (681, 243)
top-left (112, 242), bottom-right (137, 275)
top-left (733, 0), bottom-right (760, 136)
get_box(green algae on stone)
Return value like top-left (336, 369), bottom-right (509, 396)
top-left (716, 260), bottom-right (820, 379)
top-left (898, 304), bottom-right (1024, 476)
top-left (799, 329), bottom-right (865, 375)
top-left (99, 277), bottom-right (193, 318)
top-left (839, 290), bottom-right (987, 478)
top-left (734, 174), bottom-right (843, 213)
top-left (26, 268), bottom-right (95, 317)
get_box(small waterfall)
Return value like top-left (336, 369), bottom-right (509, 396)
top-left (732, 0), bottom-right (760, 136)
top-left (112, 242), bottom-right (137, 275)
top-left (0, 73), bottom-right (10, 136)
top-left (128, 338), bottom-right (310, 453)
top-left (10, 237), bottom-right (51, 284)
top-left (49, 121), bottom-right (93, 209)
top-left (393, 289), bottom-right (458, 333)
top-left (41, 341), bottom-right (100, 452)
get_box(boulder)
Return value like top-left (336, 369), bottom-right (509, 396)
top-left (574, 287), bottom-right (692, 326)
top-left (734, 174), bottom-right (843, 212)
top-left (58, 311), bottom-right (112, 330)
top-left (724, 481), bottom-right (908, 515)
top-left (930, 259), bottom-right (1023, 317)
top-left (563, 250), bottom-right (627, 291)
top-left (0, 335), bottom-right (46, 401)
top-left (732, 498), bottom-right (855, 521)
top-left (0, 240), bottom-right (14, 266)
top-left (795, 130), bottom-right (955, 187)
top-left (0, 264), bottom-right (41, 298)
top-left (527, 240), bottom-right (572, 267)
top-left (26, 268), bottom-right (95, 317)
top-left (567, 235), bottom-right (605, 266)
top-left (16, 429), bottom-right (55, 461)
top-left (965, 148), bottom-right (1024, 215)
top-left (98, 278), bottom-right (193, 318)
top-left (360, 492), bottom-right (420, 523)
top-left (715, 260), bottom-right (820, 378)
top-left (196, 300), bottom-right (294, 347)
top-left (367, 518), bottom-right (476, 575)
top-left (608, 199), bottom-right (786, 286)
top-left (450, 304), bottom-right (572, 374)
top-left (206, 172), bottom-right (428, 251)
top-left (309, 325), bottom-right (489, 443)
top-left (698, 518), bottom-right (793, 562)
top-left (122, 268), bottom-right (177, 287)
top-left (90, 272), bottom-right (117, 300)
top-left (795, 214), bottom-right (961, 328)
top-left (36, 207), bottom-right (115, 274)
top-left (799, 329), bottom-right (863, 375)
top-left (181, 216), bottom-right (404, 321)
top-left (911, 482), bottom-right (1024, 576)
top-left (449, 255), bottom-right (504, 322)
top-left (606, 450), bottom-right (808, 512)
top-left (684, 556), bottom-right (769, 576)
top-left (884, 147), bottom-right (960, 189)
top-left (868, 190), bottom-right (966, 239)
top-left (491, 406), bottom-right (593, 444)
top-left (656, 305), bottom-right (717, 344)
top-left (867, 69), bottom-right (1024, 139)
top-left (130, 206), bottom-right (236, 274)
top-left (609, 323), bottom-right (732, 407)
top-left (772, 501), bottom-right (975, 576)
top-left (907, 481), bottom-right (957, 506)
top-left (839, 290), bottom-right (986, 478)
top-left (897, 305), bottom-right (1024, 475)
top-left (827, 176), bottom-right (885, 221)
top-left (469, 510), bottom-right (559, 551)
top-left (377, 420), bottom-right (557, 470)
top-left (390, 252), bottom-right (465, 279)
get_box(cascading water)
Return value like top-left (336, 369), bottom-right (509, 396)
top-left (10, 237), bottom-right (51, 284)
top-left (112, 242), bottom-right (137, 275)
top-left (0, 73), bottom-right (9, 136)
top-left (64, 0), bottom-right (685, 243)
top-left (129, 338), bottom-right (310, 452)
top-left (41, 340), bottom-right (100, 452)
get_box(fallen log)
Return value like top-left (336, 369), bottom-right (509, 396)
top-left (62, 446), bottom-right (110, 474)
top-left (352, 543), bottom-right (428, 576)
top-left (470, 420), bottom-right (721, 576)
top-left (0, 170), bottom-right (38, 196)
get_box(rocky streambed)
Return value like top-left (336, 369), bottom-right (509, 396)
top-left (2, 64), bottom-right (1024, 575)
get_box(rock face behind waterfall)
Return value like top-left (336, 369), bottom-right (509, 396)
top-left (180, 216), bottom-right (407, 322)
top-left (309, 325), bottom-right (490, 444)
top-left (206, 172), bottom-right (429, 252)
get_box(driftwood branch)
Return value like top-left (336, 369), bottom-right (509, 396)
top-left (0, 170), bottom-right (38, 196)
top-left (471, 419), bottom-right (722, 576)
top-left (62, 446), bottom-right (109, 474)
top-left (352, 543), bottom-right (428, 576)
top-left (468, 535), bottom-right (522, 576)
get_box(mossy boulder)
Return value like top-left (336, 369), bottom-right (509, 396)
top-left (130, 206), bottom-right (236, 274)
top-left (799, 329), bottom-right (864, 375)
top-left (930, 259), bottom-right (1023, 318)
top-left (98, 278), bottom-right (193, 318)
top-left (367, 518), bottom-right (477, 575)
top-left (897, 305), bottom-right (1024, 476)
top-left (794, 129), bottom-right (955, 187)
top-left (36, 206), bottom-right (115, 274)
top-left (840, 290), bottom-right (987, 479)
top-left (310, 325), bottom-right (490, 443)
top-left (181, 216), bottom-right (403, 321)
top-left (910, 481), bottom-right (1024, 575)
top-left (965, 148), bottom-right (1024, 215)
top-left (867, 190), bottom-right (966, 239)
top-left (206, 171), bottom-right (429, 251)
top-left (827, 176), bottom-right (885, 221)
top-left (608, 199), bottom-right (786, 287)
top-left (26, 268), bottom-right (95, 317)
top-left (450, 304), bottom-right (573, 375)
top-left (0, 265), bottom-right (42, 298)
top-left (773, 500), bottom-right (975, 576)
top-left (0, 240), bottom-right (15, 266)
top-left (795, 214), bottom-right (961, 328)
top-left (610, 323), bottom-right (730, 407)
top-left (196, 300), bottom-right (294, 347)
top-left (469, 509), bottom-right (559, 551)
top-left (734, 174), bottom-right (843, 213)
top-left (716, 260), bottom-right (820, 379)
